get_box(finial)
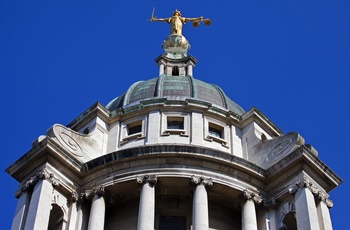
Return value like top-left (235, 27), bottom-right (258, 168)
top-left (149, 8), bottom-right (211, 36)
top-left (149, 9), bottom-right (211, 59)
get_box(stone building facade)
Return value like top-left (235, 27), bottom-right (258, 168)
top-left (7, 12), bottom-right (342, 230)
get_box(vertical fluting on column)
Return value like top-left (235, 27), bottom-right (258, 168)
top-left (86, 186), bottom-right (106, 230)
top-left (136, 174), bottom-right (157, 230)
top-left (23, 169), bottom-right (60, 230)
top-left (241, 189), bottom-right (262, 230)
top-left (289, 176), bottom-right (321, 230)
top-left (191, 176), bottom-right (213, 230)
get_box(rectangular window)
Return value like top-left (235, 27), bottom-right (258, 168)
top-left (209, 122), bottom-right (223, 138)
top-left (167, 117), bottom-right (184, 130)
top-left (127, 120), bottom-right (142, 135)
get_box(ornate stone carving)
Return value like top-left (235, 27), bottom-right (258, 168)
top-left (83, 185), bottom-right (106, 200)
top-left (250, 132), bottom-right (304, 169)
top-left (242, 189), bottom-right (262, 204)
top-left (15, 168), bottom-right (60, 198)
top-left (136, 174), bottom-right (158, 187)
top-left (263, 198), bottom-right (277, 208)
top-left (191, 176), bottom-right (213, 188)
top-left (69, 191), bottom-right (79, 203)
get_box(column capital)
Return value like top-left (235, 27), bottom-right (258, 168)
top-left (83, 185), bottom-right (105, 200)
top-left (288, 176), bottom-right (333, 208)
top-left (15, 168), bottom-right (60, 198)
top-left (136, 174), bottom-right (158, 187)
top-left (191, 175), bottom-right (213, 188)
top-left (69, 191), bottom-right (79, 203)
top-left (263, 198), bottom-right (277, 209)
top-left (242, 189), bottom-right (262, 204)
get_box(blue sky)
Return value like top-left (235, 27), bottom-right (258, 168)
top-left (1, 1), bottom-right (349, 229)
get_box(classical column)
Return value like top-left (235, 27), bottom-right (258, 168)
top-left (191, 176), bottom-right (213, 230)
top-left (241, 189), bottom-right (262, 230)
top-left (316, 194), bottom-right (333, 230)
top-left (159, 64), bottom-right (164, 75)
top-left (289, 177), bottom-right (320, 230)
top-left (86, 186), bottom-right (106, 230)
top-left (67, 192), bottom-right (79, 230)
top-left (24, 169), bottom-right (60, 230)
top-left (11, 187), bottom-right (31, 230)
top-left (137, 174), bottom-right (157, 230)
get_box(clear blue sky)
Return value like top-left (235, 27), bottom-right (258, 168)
top-left (1, 1), bottom-right (349, 229)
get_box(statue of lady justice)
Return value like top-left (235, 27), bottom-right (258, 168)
top-left (149, 9), bottom-right (210, 36)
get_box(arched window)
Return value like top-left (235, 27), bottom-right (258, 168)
top-left (47, 204), bottom-right (64, 230)
top-left (281, 211), bottom-right (297, 230)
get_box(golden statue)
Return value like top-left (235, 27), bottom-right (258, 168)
top-left (150, 9), bottom-right (211, 36)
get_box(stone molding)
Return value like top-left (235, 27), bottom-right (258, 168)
top-left (289, 176), bottom-right (333, 208)
top-left (15, 168), bottom-right (60, 198)
top-left (242, 189), bottom-right (262, 204)
top-left (191, 176), bottom-right (213, 188)
top-left (136, 174), bottom-right (158, 187)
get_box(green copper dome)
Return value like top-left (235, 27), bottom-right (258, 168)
top-left (106, 74), bottom-right (245, 116)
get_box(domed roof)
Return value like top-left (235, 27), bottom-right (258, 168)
top-left (106, 74), bottom-right (245, 115)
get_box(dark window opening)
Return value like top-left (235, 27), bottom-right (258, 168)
top-left (209, 122), bottom-right (223, 138)
top-left (128, 121), bottom-right (142, 135)
top-left (83, 127), bottom-right (90, 134)
top-left (48, 204), bottom-right (64, 230)
top-left (172, 66), bottom-right (179, 76)
top-left (159, 216), bottom-right (187, 230)
top-left (167, 117), bottom-right (184, 129)
top-left (282, 212), bottom-right (297, 230)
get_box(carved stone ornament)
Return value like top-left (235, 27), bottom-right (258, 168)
top-left (15, 168), bottom-right (60, 198)
top-left (289, 176), bottom-right (333, 208)
top-left (263, 198), bottom-right (277, 209)
top-left (83, 185), bottom-right (106, 200)
top-left (136, 174), bottom-right (158, 187)
top-left (191, 176), bottom-right (213, 188)
top-left (242, 189), bottom-right (262, 204)
top-left (69, 191), bottom-right (79, 203)
top-left (250, 132), bottom-right (304, 169)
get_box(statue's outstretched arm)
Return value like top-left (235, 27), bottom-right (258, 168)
top-left (150, 17), bottom-right (169, 22)
top-left (183, 16), bottom-right (203, 22)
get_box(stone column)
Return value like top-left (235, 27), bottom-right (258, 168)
top-left (67, 192), bottom-right (79, 230)
top-left (11, 188), bottom-right (31, 230)
top-left (317, 194), bottom-right (333, 230)
top-left (241, 189), bottom-right (262, 230)
top-left (187, 65), bottom-right (193, 76)
top-left (191, 176), bottom-right (213, 230)
top-left (289, 177), bottom-right (320, 230)
top-left (24, 169), bottom-right (59, 230)
top-left (159, 64), bottom-right (164, 75)
top-left (137, 174), bottom-right (157, 230)
top-left (86, 186), bottom-right (106, 230)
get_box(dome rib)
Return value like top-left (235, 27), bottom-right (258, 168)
top-left (123, 81), bottom-right (143, 105)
